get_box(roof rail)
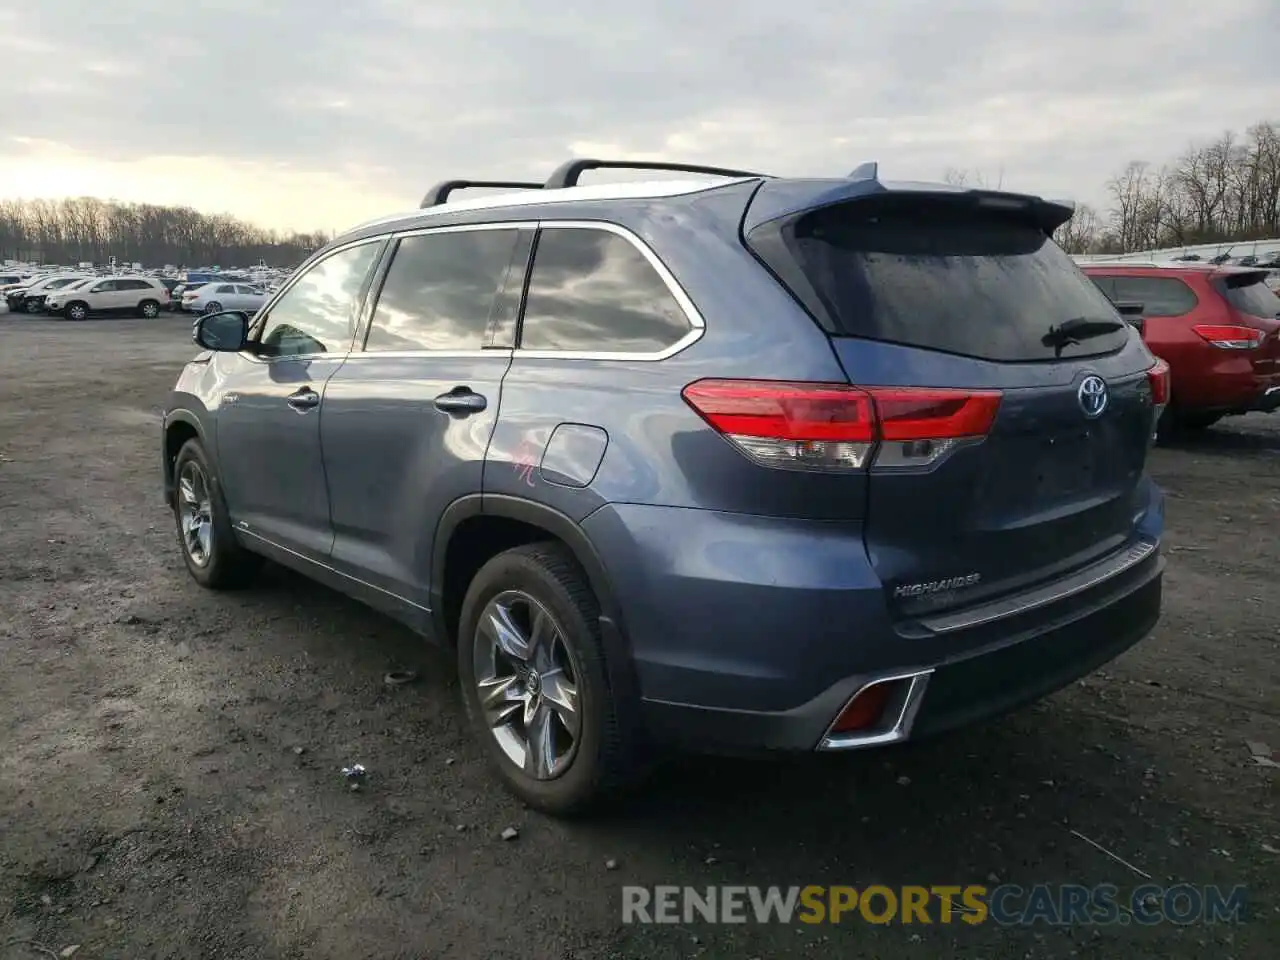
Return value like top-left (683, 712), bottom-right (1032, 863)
top-left (544, 158), bottom-right (769, 190)
top-left (420, 180), bottom-right (544, 209)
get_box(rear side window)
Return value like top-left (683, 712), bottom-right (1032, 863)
top-left (519, 227), bottom-right (692, 353)
top-left (1218, 275), bottom-right (1280, 319)
top-left (1107, 276), bottom-right (1197, 316)
top-left (365, 228), bottom-right (519, 352)
top-left (751, 200), bottom-right (1129, 362)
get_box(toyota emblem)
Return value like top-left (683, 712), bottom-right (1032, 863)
top-left (1078, 375), bottom-right (1108, 419)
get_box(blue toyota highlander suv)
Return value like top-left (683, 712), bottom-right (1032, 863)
top-left (162, 159), bottom-right (1169, 815)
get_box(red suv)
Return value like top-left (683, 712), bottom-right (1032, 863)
top-left (1081, 263), bottom-right (1280, 433)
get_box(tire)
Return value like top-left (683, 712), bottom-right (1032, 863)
top-left (138, 299), bottom-right (160, 319)
top-left (203, 301), bottom-right (223, 315)
top-left (458, 542), bottom-right (638, 816)
top-left (172, 438), bottom-right (262, 589)
top-left (64, 302), bottom-right (88, 321)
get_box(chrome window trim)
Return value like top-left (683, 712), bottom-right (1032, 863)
top-left (514, 220), bottom-right (705, 362)
top-left (340, 349), bottom-right (512, 361)
top-left (387, 220), bottom-right (539, 240)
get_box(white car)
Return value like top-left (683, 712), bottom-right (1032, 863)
top-left (184, 282), bottom-right (267, 315)
top-left (9, 274), bottom-right (93, 313)
top-left (44, 276), bottom-right (171, 320)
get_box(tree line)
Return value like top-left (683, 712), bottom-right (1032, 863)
top-left (956, 120), bottom-right (1280, 255)
top-left (0, 197), bottom-right (331, 269)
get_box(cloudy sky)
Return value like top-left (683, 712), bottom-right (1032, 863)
top-left (3, 0), bottom-right (1277, 234)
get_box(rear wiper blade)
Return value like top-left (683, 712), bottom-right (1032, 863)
top-left (1042, 316), bottom-right (1126, 348)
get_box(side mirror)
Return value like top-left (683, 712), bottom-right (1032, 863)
top-left (194, 310), bottom-right (250, 351)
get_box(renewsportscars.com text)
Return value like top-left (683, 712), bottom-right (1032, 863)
top-left (621, 884), bottom-right (1247, 926)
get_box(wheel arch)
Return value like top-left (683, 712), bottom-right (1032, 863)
top-left (431, 494), bottom-right (639, 708)
top-left (162, 409), bottom-right (206, 506)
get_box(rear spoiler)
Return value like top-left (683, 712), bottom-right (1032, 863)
top-left (1214, 268), bottom-right (1270, 288)
top-left (741, 174), bottom-right (1075, 237)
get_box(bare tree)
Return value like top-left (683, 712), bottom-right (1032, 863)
top-left (1055, 202), bottom-right (1102, 254)
top-left (942, 166), bottom-right (1005, 190)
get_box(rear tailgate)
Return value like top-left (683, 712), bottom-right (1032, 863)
top-left (1214, 269), bottom-right (1280, 380)
top-left (743, 184), bottom-right (1162, 617)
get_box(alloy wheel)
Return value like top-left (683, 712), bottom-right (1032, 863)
top-left (473, 590), bottom-right (581, 780)
top-left (177, 461), bottom-right (214, 566)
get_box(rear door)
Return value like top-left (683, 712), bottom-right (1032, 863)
top-left (320, 224), bottom-right (530, 606)
top-left (745, 191), bottom-right (1159, 616)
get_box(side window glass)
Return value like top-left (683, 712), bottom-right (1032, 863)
top-left (1111, 277), bottom-right (1197, 317)
top-left (1089, 275), bottom-right (1117, 299)
top-left (90, 280), bottom-right (115, 293)
top-left (365, 229), bottom-right (518, 352)
top-left (519, 228), bottom-right (692, 353)
top-left (258, 242), bottom-right (380, 357)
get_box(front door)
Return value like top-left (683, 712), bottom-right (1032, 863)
top-left (213, 239), bottom-right (385, 561)
top-left (321, 225), bottom-right (530, 606)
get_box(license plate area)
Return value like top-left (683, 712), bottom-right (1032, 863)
top-left (1031, 430), bottom-right (1101, 499)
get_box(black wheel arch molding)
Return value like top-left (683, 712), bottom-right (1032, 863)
top-left (161, 405), bottom-right (213, 505)
top-left (431, 493), bottom-right (641, 718)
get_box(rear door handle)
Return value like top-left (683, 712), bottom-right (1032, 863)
top-left (287, 387), bottom-right (320, 411)
top-left (433, 387), bottom-right (487, 414)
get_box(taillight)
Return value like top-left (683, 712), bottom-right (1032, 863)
top-left (681, 379), bottom-right (1002, 472)
top-left (1146, 358), bottom-right (1171, 406)
top-left (1192, 324), bottom-right (1264, 349)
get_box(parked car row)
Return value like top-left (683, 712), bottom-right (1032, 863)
top-left (2, 273), bottom-right (268, 320)
top-left (1081, 262), bottom-right (1280, 435)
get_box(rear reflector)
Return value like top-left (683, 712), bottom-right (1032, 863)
top-left (1192, 324), bottom-right (1264, 349)
top-left (829, 681), bottom-right (895, 734)
top-left (681, 379), bottom-right (1002, 472)
top-left (1146, 358), bottom-right (1171, 406)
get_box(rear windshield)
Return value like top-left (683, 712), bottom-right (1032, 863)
top-left (1219, 275), bottom-right (1280, 319)
top-left (752, 199), bottom-right (1130, 362)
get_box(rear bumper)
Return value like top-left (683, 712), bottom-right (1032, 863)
top-left (1250, 384), bottom-right (1280, 413)
top-left (583, 483), bottom-right (1165, 754)
top-left (641, 559), bottom-right (1162, 752)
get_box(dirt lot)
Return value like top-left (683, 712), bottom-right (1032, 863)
top-left (0, 313), bottom-right (1277, 960)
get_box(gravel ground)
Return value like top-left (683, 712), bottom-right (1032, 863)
top-left (0, 313), bottom-right (1277, 960)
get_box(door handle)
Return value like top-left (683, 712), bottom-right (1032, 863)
top-left (433, 387), bottom-right (487, 414)
top-left (287, 387), bottom-right (320, 411)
